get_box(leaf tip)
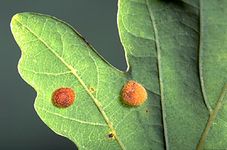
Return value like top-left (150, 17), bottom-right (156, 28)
top-left (11, 13), bottom-right (21, 29)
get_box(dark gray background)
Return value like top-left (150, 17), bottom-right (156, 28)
top-left (0, 0), bottom-right (126, 149)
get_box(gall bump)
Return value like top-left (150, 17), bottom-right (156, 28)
top-left (121, 80), bottom-right (147, 106)
top-left (52, 87), bottom-right (75, 108)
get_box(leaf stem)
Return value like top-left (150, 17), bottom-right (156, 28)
top-left (197, 84), bottom-right (227, 150)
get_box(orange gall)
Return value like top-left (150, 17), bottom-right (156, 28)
top-left (121, 80), bottom-right (147, 106)
top-left (52, 87), bottom-right (75, 108)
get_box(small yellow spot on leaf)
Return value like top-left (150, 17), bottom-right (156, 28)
top-left (89, 86), bottom-right (96, 93)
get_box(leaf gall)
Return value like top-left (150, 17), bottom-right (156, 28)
top-left (52, 87), bottom-right (75, 108)
top-left (121, 80), bottom-right (147, 106)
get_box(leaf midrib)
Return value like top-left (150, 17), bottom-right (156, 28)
top-left (197, 84), bottom-right (227, 149)
top-left (14, 18), bottom-right (126, 150)
top-left (145, 0), bottom-right (168, 149)
top-left (197, 0), bottom-right (227, 148)
top-left (199, 0), bottom-right (213, 113)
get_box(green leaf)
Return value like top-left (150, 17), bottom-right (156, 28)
top-left (118, 0), bottom-right (208, 149)
top-left (11, 0), bottom-right (227, 150)
top-left (11, 12), bottom-right (164, 149)
top-left (197, 0), bottom-right (227, 149)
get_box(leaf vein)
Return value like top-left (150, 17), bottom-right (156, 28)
top-left (36, 106), bottom-right (107, 127)
top-left (20, 67), bottom-right (71, 76)
top-left (15, 18), bottom-right (126, 150)
top-left (145, 0), bottom-right (168, 148)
